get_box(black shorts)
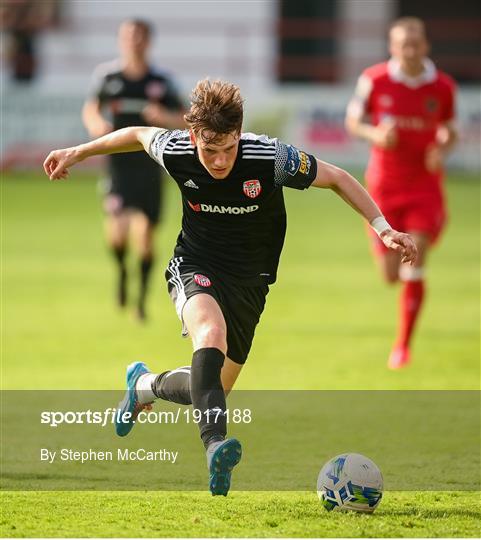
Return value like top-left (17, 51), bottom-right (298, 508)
top-left (101, 175), bottom-right (163, 225)
top-left (165, 257), bottom-right (269, 364)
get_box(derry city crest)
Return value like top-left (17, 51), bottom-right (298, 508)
top-left (243, 179), bottom-right (262, 199)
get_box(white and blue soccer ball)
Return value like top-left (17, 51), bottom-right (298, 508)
top-left (317, 453), bottom-right (383, 513)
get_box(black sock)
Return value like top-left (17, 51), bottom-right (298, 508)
top-left (190, 348), bottom-right (226, 449)
top-left (153, 367), bottom-right (192, 405)
top-left (139, 256), bottom-right (154, 298)
top-left (112, 246), bottom-right (126, 265)
top-left (112, 246), bottom-right (127, 306)
top-left (138, 256), bottom-right (154, 317)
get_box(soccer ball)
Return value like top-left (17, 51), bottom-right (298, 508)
top-left (317, 453), bottom-right (383, 513)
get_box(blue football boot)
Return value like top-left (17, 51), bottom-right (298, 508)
top-left (207, 438), bottom-right (242, 496)
top-left (115, 361), bottom-right (151, 437)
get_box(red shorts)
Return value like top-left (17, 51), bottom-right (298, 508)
top-left (369, 195), bottom-right (447, 255)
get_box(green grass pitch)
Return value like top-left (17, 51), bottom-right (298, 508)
top-left (1, 170), bottom-right (480, 537)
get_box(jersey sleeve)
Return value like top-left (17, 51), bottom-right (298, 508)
top-left (148, 128), bottom-right (176, 170)
top-left (86, 60), bottom-right (121, 102)
top-left (274, 141), bottom-right (317, 190)
top-left (346, 73), bottom-right (374, 118)
top-left (86, 64), bottom-right (109, 101)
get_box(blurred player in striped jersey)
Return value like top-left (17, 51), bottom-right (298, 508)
top-left (346, 17), bottom-right (457, 369)
top-left (82, 19), bottom-right (185, 320)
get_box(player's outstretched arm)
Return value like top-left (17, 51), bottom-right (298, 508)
top-left (311, 159), bottom-right (417, 264)
top-left (43, 126), bottom-right (160, 181)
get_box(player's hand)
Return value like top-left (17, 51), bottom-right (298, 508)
top-left (43, 147), bottom-right (83, 181)
top-left (380, 230), bottom-right (417, 264)
top-left (142, 103), bottom-right (171, 127)
top-left (425, 144), bottom-right (444, 173)
top-left (373, 120), bottom-right (398, 149)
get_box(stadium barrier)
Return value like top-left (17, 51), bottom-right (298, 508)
top-left (2, 86), bottom-right (479, 172)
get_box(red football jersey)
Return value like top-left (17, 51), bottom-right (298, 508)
top-left (350, 59), bottom-right (456, 204)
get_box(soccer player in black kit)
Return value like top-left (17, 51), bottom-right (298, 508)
top-left (82, 19), bottom-right (185, 320)
top-left (44, 79), bottom-right (417, 496)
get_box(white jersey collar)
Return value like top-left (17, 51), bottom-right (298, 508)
top-left (387, 58), bottom-right (437, 88)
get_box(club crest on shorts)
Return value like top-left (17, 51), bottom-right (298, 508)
top-left (194, 274), bottom-right (211, 287)
top-left (243, 179), bottom-right (262, 199)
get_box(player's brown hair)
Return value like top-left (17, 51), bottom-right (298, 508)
top-left (389, 16), bottom-right (426, 37)
top-left (184, 79), bottom-right (244, 144)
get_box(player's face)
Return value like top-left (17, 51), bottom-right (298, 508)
top-left (191, 130), bottom-right (240, 180)
top-left (389, 27), bottom-right (428, 72)
top-left (118, 23), bottom-right (149, 59)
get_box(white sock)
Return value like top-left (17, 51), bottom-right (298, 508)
top-left (136, 373), bottom-right (157, 404)
top-left (399, 264), bottom-right (425, 282)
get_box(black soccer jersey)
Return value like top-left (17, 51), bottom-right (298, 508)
top-left (149, 130), bottom-right (318, 286)
top-left (89, 60), bottom-right (184, 183)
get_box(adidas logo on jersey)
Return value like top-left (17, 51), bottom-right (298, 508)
top-left (184, 179), bottom-right (199, 189)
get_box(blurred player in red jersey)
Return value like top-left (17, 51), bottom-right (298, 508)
top-left (346, 17), bottom-right (458, 369)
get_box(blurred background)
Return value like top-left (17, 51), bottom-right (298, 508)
top-left (0, 8), bottom-right (479, 539)
top-left (1, 0), bottom-right (479, 170)
top-left (1, 0), bottom-right (479, 391)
